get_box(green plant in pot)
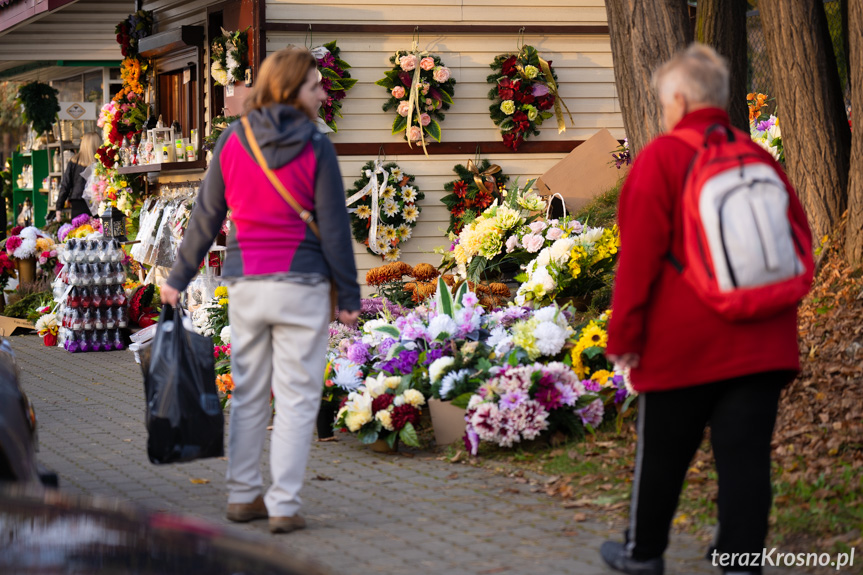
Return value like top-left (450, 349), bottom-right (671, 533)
top-left (16, 82), bottom-right (60, 136)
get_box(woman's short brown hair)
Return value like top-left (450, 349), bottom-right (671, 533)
top-left (243, 47), bottom-right (317, 117)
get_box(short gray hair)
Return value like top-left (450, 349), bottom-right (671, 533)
top-left (652, 43), bottom-right (730, 109)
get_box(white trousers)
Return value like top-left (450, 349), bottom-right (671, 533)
top-left (226, 279), bottom-right (330, 517)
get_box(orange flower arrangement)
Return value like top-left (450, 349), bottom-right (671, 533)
top-left (216, 373), bottom-right (234, 395)
top-left (366, 261), bottom-right (414, 286)
top-left (747, 92), bottom-right (769, 124)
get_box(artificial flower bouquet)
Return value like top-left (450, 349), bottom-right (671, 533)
top-left (365, 261), bottom-right (441, 307)
top-left (439, 179), bottom-right (547, 281)
top-left (0, 251), bottom-right (16, 292)
top-left (376, 49), bottom-right (456, 147)
top-left (192, 285), bottom-right (229, 340)
top-left (35, 310), bottom-right (59, 347)
top-left (4, 226), bottom-right (50, 261)
top-left (514, 221), bottom-right (620, 306)
top-left (58, 215), bottom-right (103, 242)
top-left (569, 310), bottom-right (636, 432)
top-left (441, 159), bottom-right (509, 234)
top-left (313, 41), bottom-right (357, 132)
top-left (748, 92), bottom-right (783, 163)
top-left (214, 343), bottom-right (233, 409)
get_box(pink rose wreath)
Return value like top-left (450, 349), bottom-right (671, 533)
top-left (376, 47), bottom-right (456, 153)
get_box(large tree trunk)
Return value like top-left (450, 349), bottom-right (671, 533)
top-left (695, 0), bottom-right (749, 132)
top-left (846, 0), bottom-right (862, 265)
top-left (605, 0), bottom-right (692, 156)
top-left (760, 0), bottom-right (852, 239)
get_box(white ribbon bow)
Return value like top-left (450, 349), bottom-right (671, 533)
top-left (346, 160), bottom-right (389, 255)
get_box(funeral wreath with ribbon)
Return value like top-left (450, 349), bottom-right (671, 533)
top-left (346, 161), bottom-right (423, 261)
top-left (487, 44), bottom-right (572, 151)
top-left (441, 158), bottom-right (509, 234)
top-left (375, 46), bottom-right (456, 153)
top-left (312, 41), bottom-right (357, 133)
top-left (211, 27), bottom-right (249, 86)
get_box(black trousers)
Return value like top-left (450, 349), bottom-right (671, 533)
top-left (70, 199), bottom-right (92, 219)
top-left (626, 371), bottom-right (792, 572)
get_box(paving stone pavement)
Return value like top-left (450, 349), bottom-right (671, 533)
top-left (10, 334), bottom-right (771, 575)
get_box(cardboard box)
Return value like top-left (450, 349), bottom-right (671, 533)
top-left (428, 399), bottom-right (467, 446)
top-left (535, 128), bottom-right (629, 213)
top-left (0, 316), bottom-right (35, 337)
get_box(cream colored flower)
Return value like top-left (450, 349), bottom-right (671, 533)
top-left (345, 410), bottom-right (372, 432)
top-left (383, 225), bottom-right (398, 241)
top-left (356, 205), bottom-right (372, 219)
top-left (402, 204), bottom-right (419, 223)
top-left (524, 65), bottom-right (539, 79)
top-left (429, 356), bottom-right (455, 383)
top-left (381, 186), bottom-right (396, 200)
top-left (397, 224), bottom-right (413, 240)
top-left (402, 389), bottom-right (426, 407)
top-left (385, 376), bottom-right (401, 390)
top-left (400, 186), bottom-right (417, 203)
top-left (376, 410), bottom-right (395, 431)
top-left (390, 168), bottom-right (403, 180)
top-left (500, 100), bottom-right (516, 115)
top-left (383, 200), bottom-right (399, 217)
top-left (384, 247), bottom-right (401, 262)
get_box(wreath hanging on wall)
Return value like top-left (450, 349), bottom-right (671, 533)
top-left (441, 159), bottom-right (509, 234)
top-left (211, 27), bottom-right (249, 86)
top-left (312, 41), bottom-right (357, 133)
top-left (375, 48), bottom-right (455, 153)
top-left (16, 82), bottom-right (60, 136)
top-left (346, 161), bottom-right (423, 262)
top-left (487, 45), bottom-right (572, 151)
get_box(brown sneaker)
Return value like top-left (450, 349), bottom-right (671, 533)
top-left (226, 495), bottom-right (268, 522)
top-left (269, 515), bottom-right (306, 534)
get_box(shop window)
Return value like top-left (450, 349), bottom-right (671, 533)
top-left (157, 65), bottom-right (199, 138)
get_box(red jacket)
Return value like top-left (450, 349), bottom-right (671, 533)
top-left (606, 108), bottom-right (806, 393)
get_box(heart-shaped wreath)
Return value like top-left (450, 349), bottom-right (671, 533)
top-left (441, 159), bottom-right (509, 234)
top-left (376, 49), bottom-right (456, 152)
top-left (346, 161), bottom-right (423, 262)
top-left (312, 41), bottom-right (357, 133)
top-left (487, 45), bottom-right (572, 151)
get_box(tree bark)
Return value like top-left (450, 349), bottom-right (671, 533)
top-left (760, 0), bottom-right (852, 239)
top-left (605, 0), bottom-right (692, 156)
top-left (846, 0), bottom-right (862, 264)
top-left (696, 0), bottom-right (749, 132)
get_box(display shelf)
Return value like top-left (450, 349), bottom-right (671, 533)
top-left (10, 150), bottom-right (49, 228)
top-left (116, 159), bottom-right (206, 175)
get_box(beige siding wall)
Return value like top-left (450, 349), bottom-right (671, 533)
top-left (266, 3), bottom-right (622, 295)
top-left (266, 0), bottom-right (608, 26)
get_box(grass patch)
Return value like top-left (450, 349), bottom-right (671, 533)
top-left (571, 178), bottom-right (622, 229)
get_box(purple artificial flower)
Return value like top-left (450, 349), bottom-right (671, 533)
top-left (58, 224), bottom-right (73, 242)
top-left (756, 117), bottom-right (775, 132)
top-left (582, 379), bottom-right (602, 393)
top-left (555, 382), bottom-right (578, 407)
top-left (394, 349), bottom-right (420, 373)
top-left (70, 213), bottom-right (91, 229)
top-left (499, 390), bottom-right (528, 411)
top-left (377, 338), bottom-right (396, 356)
top-left (532, 83), bottom-right (550, 97)
top-left (346, 341), bottom-right (371, 364)
top-left (614, 387), bottom-right (629, 404)
top-left (464, 426), bottom-right (480, 455)
top-left (535, 379), bottom-right (563, 411)
top-left (423, 347), bottom-right (446, 365)
top-left (576, 398), bottom-right (605, 429)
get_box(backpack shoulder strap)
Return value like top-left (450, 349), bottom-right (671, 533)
top-left (240, 116), bottom-right (321, 240)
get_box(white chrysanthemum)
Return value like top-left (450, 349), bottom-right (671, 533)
top-left (400, 186), bottom-right (417, 203)
top-left (356, 205), bottom-right (372, 220)
top-left (535, 247), bottom-right (551, 268)
top-left (13, 237), bottom-right (37, 259)
top-left (381, 186), bottom-right (396, 200)
top-left (211, 61), bottom-right (229, 86)
top-left (493, 205), bottom-right (522, 230)
top-left (403, 388), bottom-right (426, 407)
top-left (376, 410), bottom-right (395, 431)
top-left (390, 168), bottom-right (403, 180)
top-left (19, 226), bottom-right (40, 240)
top-left (549, 238), bottom-right (576, 264)
top-left (534, 321), bottom-right (568, 356)
top-left (532, 306), bottom-right (559, 324)
top-left (440, 369), bottom-right (471, 399)
top-left (402, 205), bottom-right (419, 223)
top-left (397, 224), bottom-right (413, 240)
top-left (427, 314), bottom-right (458, 340)
top-left (219, 326), bottom-right (231, 344)
top-left (383, 225), bottom-right (398, 241)
top-left (428, 356), bottom-right (455, 383)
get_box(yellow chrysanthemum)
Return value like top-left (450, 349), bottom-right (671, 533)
top-left (219, 297), bottom-right (229, 306)
top-left (383, 226), bottom-right (398, 241)
top-left (384, 247), bottom-right (401, 262)
top-left (381, 186), bottom-right (396, 200)
top-left (570, 341), bottom-right (588, 379)
top-left (214, 286), bottom-right (228, 298)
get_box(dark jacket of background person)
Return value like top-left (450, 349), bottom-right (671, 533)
top-left (606, 107), bottom-right (809, 393)
top-left (55, 160), bottom-right (90, 217)
top-left (166, 103), bottom-right (361, 311)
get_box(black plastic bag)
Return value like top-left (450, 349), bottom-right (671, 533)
top-left (139, 305), bottom-right (224, 464)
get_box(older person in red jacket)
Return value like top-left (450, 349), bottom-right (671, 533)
top-left (600, 44), bottom-right (810, 575)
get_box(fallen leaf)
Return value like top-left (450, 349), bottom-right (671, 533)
top-left (446, 472), bottom-right (459, 480)
top-left (562, 498), bottom-right (594, 508)
top-left (448, 450), bottom-right (465, 463)
top-left (312, 474), bottom-right (333, 481)
top-left (189, 478), bottom-right (210, 485)
top-left (573, 513), bottom-right (588, 522)
top-left (122, 439), bottom-right (132, 442)
top-left (501, 487), bottom-right (520, 494)
top-left (317, 436), bottom-right (339, 442)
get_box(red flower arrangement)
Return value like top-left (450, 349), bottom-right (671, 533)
top-left (391, 404), bottom-right (421, 431)
top-left (314, 41), bottom-right (357, 133)
top-left (441, 159), bottom-right (508, 233)
top-left (487, 45), bottom-right (570, 151)
top-left (0, 252), bottom-right (16, 291)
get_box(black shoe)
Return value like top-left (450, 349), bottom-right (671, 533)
top-left (600, 541), bottom-right (664, 575)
